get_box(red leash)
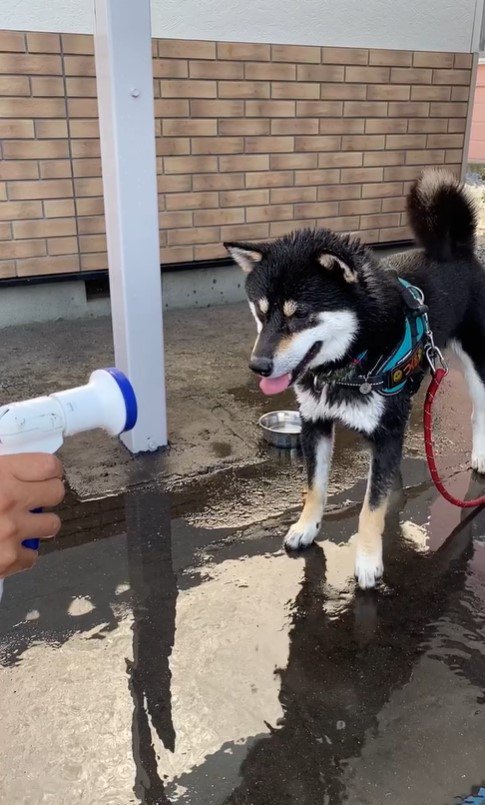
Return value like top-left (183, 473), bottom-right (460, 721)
top-left (424, 366), bottom-right (485, 508)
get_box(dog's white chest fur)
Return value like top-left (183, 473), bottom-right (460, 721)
top-left (296, 383), bottom-right (384, 434)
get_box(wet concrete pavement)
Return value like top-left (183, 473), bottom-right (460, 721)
top-left (0, 304), bottom-right (278, 498)
top-left (1, 303), bottom-right (485, 803)
top-left (1, 454), bottom-right (485, 803)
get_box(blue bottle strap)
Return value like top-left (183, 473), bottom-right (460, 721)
top-left (22, 507), bottom-right (41, 551)
top-left (22, 538), bottom-right (40, 550)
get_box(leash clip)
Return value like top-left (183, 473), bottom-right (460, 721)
top-left (425, 338), bottom-right (448, 376)
top-left (421, 302), bottom-right (448, 376)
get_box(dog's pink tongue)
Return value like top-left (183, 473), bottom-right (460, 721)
top-left (259, 373), bottom-right (291, 395)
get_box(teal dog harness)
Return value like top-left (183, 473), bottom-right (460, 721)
top-left (312, 278), bottom-right (429, 397)
top-left (462, 788), bottom-right (485, 804)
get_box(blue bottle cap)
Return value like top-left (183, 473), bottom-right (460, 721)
top-left (103, 368), bottom-right (138, 432)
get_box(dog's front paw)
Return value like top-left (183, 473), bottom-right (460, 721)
top-left (355, 548), bottom-right (383, 590)
top-left (284, 520), bottom-right (320, 551)
top-left (472, 451), bottom-right (485, 475)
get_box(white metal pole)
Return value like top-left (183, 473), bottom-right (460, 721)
top-left (93, 0), bottom-right (167, 452)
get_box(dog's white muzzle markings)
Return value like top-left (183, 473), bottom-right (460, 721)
top-left (272, 309), bottom-right (359, 379)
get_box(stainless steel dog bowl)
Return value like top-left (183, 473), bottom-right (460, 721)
top-left (258, 410), bottom-right (302, 448)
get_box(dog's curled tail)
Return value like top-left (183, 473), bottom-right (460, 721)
top-left (407, 169), bottom-right (477, 261)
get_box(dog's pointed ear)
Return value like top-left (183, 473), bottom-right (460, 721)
top-left (224, 242), bottom-right (264, 274)
top-left (318, 252), bottom-right (358, 284)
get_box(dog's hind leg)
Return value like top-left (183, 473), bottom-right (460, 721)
top-left (355, 428), bottom-right (405, 589)
top-left (450, 339), bottom-right (485, 475)
top-left (285, 418), bottom-right (334, 550)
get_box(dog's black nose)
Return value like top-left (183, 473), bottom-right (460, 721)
top-left (249, 356), bottom-right (273, 376)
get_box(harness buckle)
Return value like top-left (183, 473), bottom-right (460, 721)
top-left (401, 284), bottom-right (428, 316)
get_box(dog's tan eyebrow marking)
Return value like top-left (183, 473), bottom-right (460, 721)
top-left (319, 254), bottom-right (334, 269)
top-left (258, 297), bottom-right (269, 314)
top-left (319, 253), bottom-right (357, 284)
top-left (283, 300), bottom-right (298, 317)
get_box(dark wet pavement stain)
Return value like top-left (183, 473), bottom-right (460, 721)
top-left (211, 442), bottom-right (234, 459)
top-left (1, 455), bottom-right (485, 804)
top-left (227, 380), bottom-right (295, 413)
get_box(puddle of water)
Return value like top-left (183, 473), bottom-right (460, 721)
top-left (1, 457), bottom-right (485, 805)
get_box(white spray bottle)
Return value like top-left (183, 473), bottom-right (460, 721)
top-left (0, 368), bottom-right (137, 600)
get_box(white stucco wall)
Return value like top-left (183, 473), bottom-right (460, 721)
top-left (1, 0), bottom-right (483, 53)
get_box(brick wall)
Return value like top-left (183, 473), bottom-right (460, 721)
top-left (0, 31), bottom-right (473, 279)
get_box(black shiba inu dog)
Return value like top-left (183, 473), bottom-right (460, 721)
top-left (225, 170), bottom-right (485, 589)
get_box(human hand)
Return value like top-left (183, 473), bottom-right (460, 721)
top-left (0, 454), bottom-right (64, 578)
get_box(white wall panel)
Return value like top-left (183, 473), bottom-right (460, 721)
top-left (2, 0), bottom-right (481, 53)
